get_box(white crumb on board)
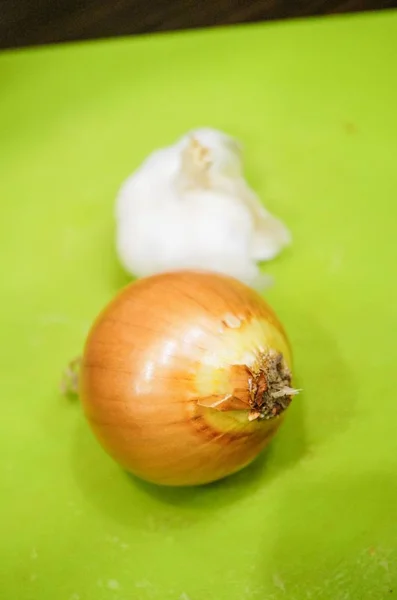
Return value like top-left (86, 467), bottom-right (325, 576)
top-left (180, 594), bottom-right (191, 600)
top-left (267, 547), bottom-right (396, 599)
top-left (107, 579), bottom-right (120, 590)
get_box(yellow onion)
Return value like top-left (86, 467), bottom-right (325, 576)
top-left (80, 270), bottom-right (297, 486)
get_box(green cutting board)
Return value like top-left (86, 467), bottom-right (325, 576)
top-left (2, 10), bottom-right (397, 600)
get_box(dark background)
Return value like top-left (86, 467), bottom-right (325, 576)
top-left (1, 0), bottom-right (396, 50)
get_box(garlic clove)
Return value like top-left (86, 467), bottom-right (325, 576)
top-left (234, 180), bottom-right (291, 262)
top-left (250, 212), bottom-right (292, 262)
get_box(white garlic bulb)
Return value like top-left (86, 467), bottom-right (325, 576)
top-left (115, 128), bottom-right (291, 288)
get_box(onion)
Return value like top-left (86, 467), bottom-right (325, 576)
top-left (80, 270), bottom-right (298, 486)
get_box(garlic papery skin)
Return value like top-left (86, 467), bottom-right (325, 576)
top-left (115, 128), bottom-right (291, 289)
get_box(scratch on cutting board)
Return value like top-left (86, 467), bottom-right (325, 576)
top-left (38, 313), bottom-right (90, 331)
top-left (273, 573), bottom-right (286, 593)
top-left (135, 580), bottom-right (153, 589)
top-left (105, 534), bottom-right (130, 550)
top-left (274, 546), bottom-right (396, 599)
top-left (329, 248), bottom-right (345, 274)
top-left (38, 313), bottom-right (70, 325)
top-left (379, 559), bottom-right (389, 572)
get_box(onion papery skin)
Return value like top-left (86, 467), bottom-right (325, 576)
top-left (80, 270), bottom-right (294, 486)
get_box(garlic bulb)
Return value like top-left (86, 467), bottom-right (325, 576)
top-left (115, 128), bottom-right (291, 288)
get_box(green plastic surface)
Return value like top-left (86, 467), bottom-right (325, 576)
top-left (2, 10), bottom-right (397, 599)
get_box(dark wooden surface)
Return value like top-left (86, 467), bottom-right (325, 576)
top-left (0, 0), bottom-right (396, 50)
